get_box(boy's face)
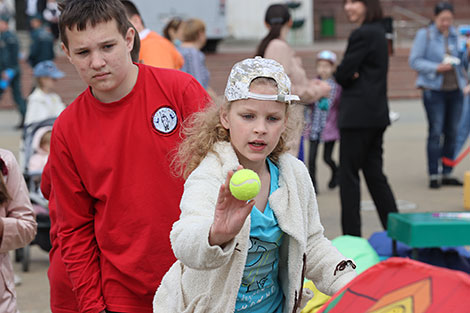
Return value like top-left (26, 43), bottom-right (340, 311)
top-left (62, 19), bottom-right (135, 102)
top-left (316, 60), bottom-right (335, 80)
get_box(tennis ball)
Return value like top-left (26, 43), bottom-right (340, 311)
top-left (229, 169), bottom-right (261, 201)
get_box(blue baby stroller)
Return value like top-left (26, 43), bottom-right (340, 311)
top-left (15, 117), bottom-right (55, 271)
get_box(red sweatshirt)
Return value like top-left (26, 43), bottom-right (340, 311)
top-left (48, 64), bottom-right (209, 313)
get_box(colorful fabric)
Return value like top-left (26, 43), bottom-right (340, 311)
top-left (318, 257), bottom-right (470, 313)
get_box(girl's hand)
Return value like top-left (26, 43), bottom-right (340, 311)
top-left (311, 79), bottom-right (331, 99)
top-left (209, 166), bottom-right (255, 247)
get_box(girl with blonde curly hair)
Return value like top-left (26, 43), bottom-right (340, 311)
top-left (155, 57), bottom-right (356, 313)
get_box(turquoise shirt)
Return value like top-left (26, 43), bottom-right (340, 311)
top-left (235, 159), bottom-right (284, 312)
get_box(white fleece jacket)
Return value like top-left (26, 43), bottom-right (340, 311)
top-left (153, 142), bottom-right (356, 313)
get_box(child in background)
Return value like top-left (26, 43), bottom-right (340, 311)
top-left (0, 149), bottom-right (37, 313)
top-left (304, 50), bottom-right (341, 193)
top-left (28, 127), bottom-right (52, 172)
top-left (178, 18), bottom-right (210, 90)
top-left (24, 60), bottom-right (65, 126)
top-left (153, 57), bottom-right (356, 312)
top-left (163, 17), bottom-right (183, 47)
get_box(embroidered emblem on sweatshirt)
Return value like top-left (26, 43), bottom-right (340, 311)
top-left (152, 107), bottom-right (178, 135)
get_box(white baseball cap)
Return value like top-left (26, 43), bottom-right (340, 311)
top-left (316, 50), bottom-right (337, 64)
top-left (224, 56), bottom-right (300, 103)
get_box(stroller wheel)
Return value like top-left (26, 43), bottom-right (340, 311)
top-left (22, 245), bottom-right (30, 272)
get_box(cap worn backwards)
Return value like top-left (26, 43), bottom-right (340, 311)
top-left (33, 60), bottom-right (65, 79)
top-left (224, 56), bottom-right (300, 103)
top-left (316, 50), bottom-right (337, 64)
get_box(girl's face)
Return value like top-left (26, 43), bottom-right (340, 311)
top-left (316, 60), bottom-right (335, 80)
top-left (344, 0), bottom-right (367, 25)
top-left (221, 82), bottom-right (287, 169)
top-left (435, 10), bottom-right (453, 34)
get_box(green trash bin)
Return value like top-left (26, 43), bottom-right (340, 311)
top-left (321, 16), bottom-right (335, 37)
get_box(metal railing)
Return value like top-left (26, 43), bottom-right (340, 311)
top-left (391, 6), bottom-right (430, 46)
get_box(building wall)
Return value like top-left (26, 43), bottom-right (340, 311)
top-left (314, 0), bottom-right (470, 40)
top-left (226, 0), bottom-right (313, 44)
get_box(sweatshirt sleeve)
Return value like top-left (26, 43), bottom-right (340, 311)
top-left (49, 125), bottom-right (106, 313)
top-left (0, 150), bottom-right (37, 253)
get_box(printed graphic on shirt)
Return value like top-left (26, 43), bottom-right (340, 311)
top-left (152, 106), bottom-right (178, 135)
top-left (236, 236), bottom-right (283, 312)
top-left (242, 238), bottom-right (278, 292)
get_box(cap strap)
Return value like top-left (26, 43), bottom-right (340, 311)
top-left (246, 92), bottom-right (300, 102)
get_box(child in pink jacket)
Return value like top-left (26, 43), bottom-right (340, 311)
top-left (0, 149), bottom-right (37, 313)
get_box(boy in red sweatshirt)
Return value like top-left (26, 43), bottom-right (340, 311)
top-left (45, 1), bottom-right (209, 312)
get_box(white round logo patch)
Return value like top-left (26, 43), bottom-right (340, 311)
top-left (152, 107), bottom-right (178, 134)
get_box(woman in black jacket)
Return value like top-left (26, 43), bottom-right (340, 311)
top-left (335, 0), bottom-right (398, 237)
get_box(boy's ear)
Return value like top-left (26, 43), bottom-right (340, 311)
top-left (125, 27), bottom-right (135, 52)
top-left (61, 42), bottom-right (72, 62)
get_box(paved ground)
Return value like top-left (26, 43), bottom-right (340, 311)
top-left (0, 39), bottom-right (469, 312)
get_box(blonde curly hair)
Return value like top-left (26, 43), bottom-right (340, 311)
top-left (174, 77), bottom-right (299, 179)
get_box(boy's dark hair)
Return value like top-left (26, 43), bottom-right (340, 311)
top-left (58, 0), bottom-right (132, 48)
top-left (255, 4), bottom-right (291, 58)
top-left (121, 0), bottom-right (144, 25)
top-left (344, 0), bottom-right (383, 23)
top-left (130, 26), bottom-right (140, 62)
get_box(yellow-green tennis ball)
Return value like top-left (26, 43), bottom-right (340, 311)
top-left (229, 169), bottom-right (261, 201)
